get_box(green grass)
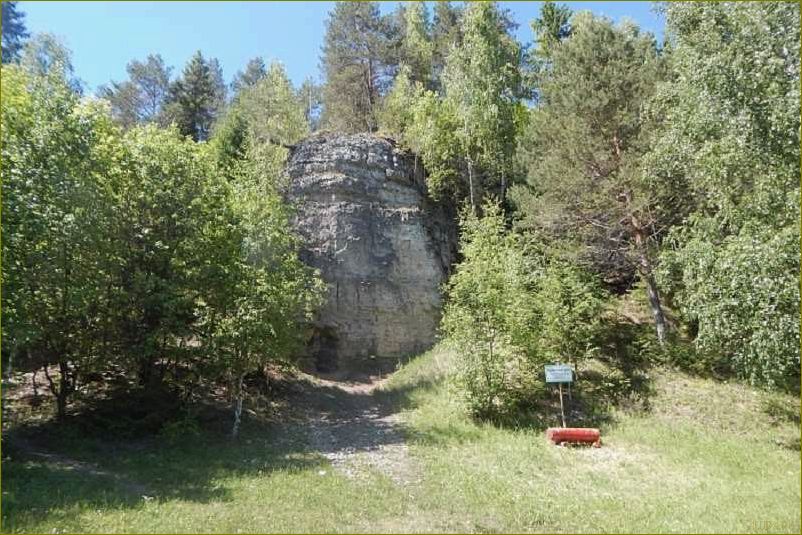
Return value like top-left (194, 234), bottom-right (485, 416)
top-left (382, 347), bottom-right (801, 533)
top-left (2, 422), bottom-right (407, 533)
top-left (2, 345), bottom-right (800, 533)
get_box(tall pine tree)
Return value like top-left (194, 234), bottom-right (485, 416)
top-left (513, 12), bottom-right (669, 342)
top-left (1, 1), bottom-right (29, 63)
top-left (320, 1), bottom-right (396, 132)
top-left (165, 51), bottom-right (227, 141)
top-left (231, 56), bottom-right (267, 98)
top-left (100, 54), bottom-right (172, 129)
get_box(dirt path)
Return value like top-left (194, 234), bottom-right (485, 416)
top-left (292, 374), bottom-right (419, 486)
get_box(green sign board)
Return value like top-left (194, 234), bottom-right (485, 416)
top-left (544, 364), bottom-right (573, 383)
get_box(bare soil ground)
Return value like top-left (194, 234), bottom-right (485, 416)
top-left (290, 372), bottom-right (419, 486)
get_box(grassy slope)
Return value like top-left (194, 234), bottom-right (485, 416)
top-left (382, 346), bottom-right (801, 533)
top-left (2, 346), bottom-right (799, 534)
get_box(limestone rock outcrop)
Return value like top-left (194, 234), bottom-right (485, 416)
top-left (286, 132), bottom-right (456, 372)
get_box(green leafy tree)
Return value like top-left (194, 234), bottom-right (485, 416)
top-left (1, 1), bottom-right (29, 63)
top-left (231, 56), bottom-right (267, 97)
top-left (512, 12), bottom-right (669, 342)
top-left (378, 65), bottom-right (420, 138)
top-left (165, 51), bottom-right (227, 141)
top-left (109, 125), bottom-right (236, 386)
top-left (431, 1), bottom-right (463, 90)
top-left (1, 64), bottom-right (119, 418)
top-left (205, 160), bottom-right (323, 438)
top-left (20, 33), bottom-right (82, 93)
top-left (212, 61), bottom-right (308, 186)
top-left (320, 1), bottom-right (396, 132)
top-left (530, 1), bottom-right (572, 59)
top-left (441, 1), bottom-right (523, 209)
top-left (399, 1), bottom-right (433, 87)
top-left (99, 54), bottom-right (172, 129)
top-left (649, 2), bottom-right (800, 387)
top-left (442, 200), bottom-right (542, 420)
top-left (207, 64), bottom-right (322, 436)
top-left (404, 86), bottom-right (462, 199)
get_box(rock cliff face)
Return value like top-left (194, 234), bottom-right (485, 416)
top-left (286, 132), bottom-right (456, 373)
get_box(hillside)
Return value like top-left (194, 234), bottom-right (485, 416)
top-left (2, 342), bottom-right (799, 533)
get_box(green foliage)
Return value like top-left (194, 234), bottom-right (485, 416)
top-left (99, 54), bottom-right (172, 129)
top-left (1, 55), bottom-right (322, 420)
top-left (231, 56), bottom-right (267, 97)
top-left (399, 1), bottom-right (433, 88)
top-left (377, 65), bottom-right (420, 139)
top-left (442, 201), bottom-right (542, 420)
top-left (649, 2), bottom-right (800, 387)
top-left (443, 200), bottom-right (608, 420)
top-left (1, 1), bottom-right (29, 63)
top-left (109, 124), bottom-right (237, 386)
top-left (164, 50), bottom-right (227, 141)
top-left (204, 162), bottom-right (323, 434)
top-left (659, 227), bottom-right (799, 388)
top-left (386, 1), bottom-right (523, 208)
top-left (515, 11), bottom-right (664, 249)
top-left (403, 88), bottom-right (462, 200)
top-left (1, 63), bottom-right (120, 416)
top-left (442, 1), bottom-right (523, 206)
top-left (530, 1), bottom-right (572, 59)
top-left (211, 61), bottom-right (309, 187)
top-left (19, 33), bottom-right (82, 92)
top-left (513, 10), bottom-right (670, 343)
top-left (320, 1), bottom-right (396, 132)
top-left (536, 260), bottom-right (604, 364)
top-left (430, 1), bottom-right (463, 89)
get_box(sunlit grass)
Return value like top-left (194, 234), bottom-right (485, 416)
top-left (2, 345), bottom-right (800, 533)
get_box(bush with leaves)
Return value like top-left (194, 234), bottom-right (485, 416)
top-left (536, 259), bottom-right (605, 367)
top-left (443, 200), bottom-right (610, 420)
top-left (658, 226), bottom-right (799, 388)
top-left (204, 158), bottom-right (324, 438)
top-left (1, 63), bottom-right (121, 418)
top-left (105, 125), bottom-right (238, 388)
top-left (442, 201), bottom-right (542, 419)
top-left (648, 2), bottom-right (800, 387)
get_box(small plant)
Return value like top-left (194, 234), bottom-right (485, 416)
top-left (159, 412), bottom-right (201, 444)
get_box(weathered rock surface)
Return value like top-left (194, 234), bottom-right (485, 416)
top-left (286, 132), bottom-right (456, 372)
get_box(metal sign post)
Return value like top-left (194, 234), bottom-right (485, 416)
top-left (545, 364), bottom-right (573, 428)
top-left (543, 363), bottom-right (602, 447)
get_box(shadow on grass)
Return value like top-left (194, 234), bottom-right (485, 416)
top-left (1, 373), bottom-right (412, 531)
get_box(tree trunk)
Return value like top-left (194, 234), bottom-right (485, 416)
top-left (43, 362), bottom-right (70, 421)
top-left (231, 372), bottom-right (245, 439)
top-left (642, 270), bottom-right (667, 345)
top-left (630, 208), bottom-right (667, 345)
top-left (467, 157), bottom-right (475, 213)
top-left (5, 346), bottom-right (14, 378)
top-left (500, 166), bottom-right (506, 203)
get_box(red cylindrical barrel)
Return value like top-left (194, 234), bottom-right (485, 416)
top-left (546, 427), bottom-right (601, 447)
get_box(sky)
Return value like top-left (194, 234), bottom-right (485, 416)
top-left (20, 1), bottom-right (664, 95)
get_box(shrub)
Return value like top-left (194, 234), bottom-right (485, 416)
top-left (658, 225), bottom-right (800, 388)
top-left (442, 201), bottom-right (541, 420)
top-left (536, 260), bottom-right (605, 366)
top-left (443, 201), bottom-right (607, 420)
